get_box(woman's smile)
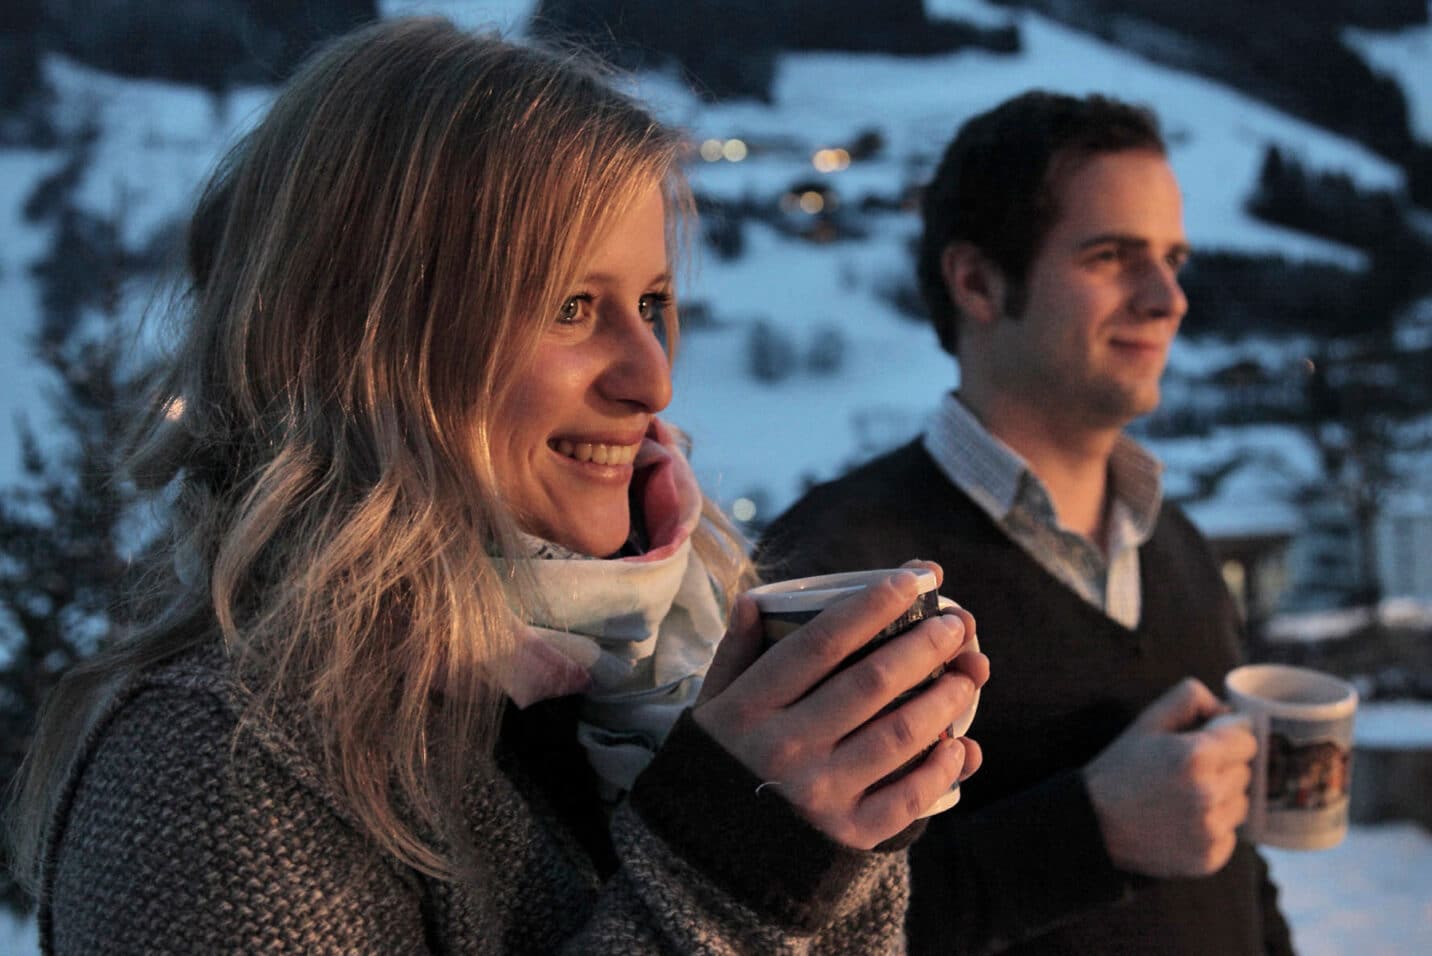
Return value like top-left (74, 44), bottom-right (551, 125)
top-left (548, 437), bottom-right (642, 467)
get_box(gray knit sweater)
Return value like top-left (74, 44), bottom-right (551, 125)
top-left (39, 648), bottom-right (913, 954)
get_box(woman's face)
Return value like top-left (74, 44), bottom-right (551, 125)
top-left (490, 184), bottom-right (674, 556)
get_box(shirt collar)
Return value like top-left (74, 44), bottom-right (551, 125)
top-left (922, 392), bottom-right (1164, 544)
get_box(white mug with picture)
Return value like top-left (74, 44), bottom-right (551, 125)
top-left (1225, 664), bottom-right (1358, 851)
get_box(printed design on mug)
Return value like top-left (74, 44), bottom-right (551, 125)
top-left (759, 608), bottom-right (819, 645)
top-left (1266, 733), bottom-right (1352, 812)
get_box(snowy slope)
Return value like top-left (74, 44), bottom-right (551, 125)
top-left (1, 0), bottom-right (1430, 951)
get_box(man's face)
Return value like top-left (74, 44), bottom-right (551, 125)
top-left (989, 149), bottom-right (1189, 431)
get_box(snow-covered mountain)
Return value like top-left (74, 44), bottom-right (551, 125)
top-left (2, 0), bottom-right (1430, 602)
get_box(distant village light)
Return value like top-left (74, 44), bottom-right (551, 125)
top-left (732, 497), bottom-right (758, 522)
top-left (699, 138), bottom-right (724, 162)
top-left (812, 148), bottom-right (851, 173)
top-left (721, 138), bottom-right (749, 162)
top-left (798, 190), bottom-right (825, 214)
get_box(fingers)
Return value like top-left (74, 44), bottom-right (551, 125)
top-left (748, 570), bottom-right (926, 709)
top-left (1199, 713), bottom-right (1258, 767)
top-left (1133, 677), bottom-right (1221, 733)
top-left (846, 737), bottom-right (968, 847)
top-left (900, 558), bottom-right (944, 589)
top-left (949, 651), bottom-right (990, 690)
top-left (832, 667), bottom-right (978, 786)
top-left (799, 608), bottom-right (970, 741)
top-left (697, 594), bottom-right (762, 706)
top-left (959, 736), bottom-right (983, 780)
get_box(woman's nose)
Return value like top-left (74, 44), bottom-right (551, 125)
top-left (599, 312), bottom-right (672, 412)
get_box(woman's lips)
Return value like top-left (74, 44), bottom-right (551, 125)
top-left (549, 438), bottom-right (640, 466)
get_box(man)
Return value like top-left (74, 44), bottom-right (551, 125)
top-left (759, 92), bottom-right (1295, 954)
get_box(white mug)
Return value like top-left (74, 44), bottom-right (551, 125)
top-left (1225, 664), bottom-right (1358, 850)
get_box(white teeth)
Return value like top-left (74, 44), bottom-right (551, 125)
top-left (550, 440), bottom-right (638, 465)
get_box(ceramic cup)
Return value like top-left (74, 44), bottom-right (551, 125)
top-left (1224, 663), bottom-right (1358, 850)
top-left (747, 568), bottom-right (980, 816)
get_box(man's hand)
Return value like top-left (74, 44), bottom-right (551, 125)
top-left (1082, 678), bottom-right (1256, 878)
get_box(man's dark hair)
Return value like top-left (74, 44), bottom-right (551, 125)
top-left (917, 90), bottom-right (1166, 356)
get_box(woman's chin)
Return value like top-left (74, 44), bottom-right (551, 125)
top-left (542, 515), bottom-right (631, 558)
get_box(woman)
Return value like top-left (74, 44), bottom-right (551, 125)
top-left (9, 18), bottom-right (985, 954)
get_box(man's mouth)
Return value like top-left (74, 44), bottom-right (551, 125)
top-left (549, 439), bottom-right (640, 466)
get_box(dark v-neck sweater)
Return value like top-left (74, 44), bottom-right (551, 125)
top-left (759, 440), bottom-right (1294, 956)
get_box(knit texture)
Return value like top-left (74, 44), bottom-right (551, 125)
top-left (40, 647), bottom-right (912, 954)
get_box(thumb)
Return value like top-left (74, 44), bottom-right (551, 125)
top-left (697, 593), bottom-right (762, 705)
top-left (1131, 678), bottom-right (1223, 734)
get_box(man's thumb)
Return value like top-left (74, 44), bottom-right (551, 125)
top-left (1132, 677), bottom-right (1222, 733)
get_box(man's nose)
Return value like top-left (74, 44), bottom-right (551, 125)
top-left (1135, 262), bottom-right (1188, 320)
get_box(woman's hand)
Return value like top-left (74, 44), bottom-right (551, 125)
top-left (694, 568), bottom-right (987, 849)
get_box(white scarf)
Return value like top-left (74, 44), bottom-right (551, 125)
top-left (498, 420), bottom-right (726, 797)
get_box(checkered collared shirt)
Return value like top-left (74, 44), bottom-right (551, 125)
top-left (921, 393), bottom-right (1163, 629)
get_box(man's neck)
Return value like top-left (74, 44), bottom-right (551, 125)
top-left (960, 391), bottom-right (1121, 545)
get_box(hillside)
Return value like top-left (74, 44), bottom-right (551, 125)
top-left (1, 1), bottom-right (1429, 582)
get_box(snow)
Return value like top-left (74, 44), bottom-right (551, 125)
top-left (1358, 700), bottom-right (1432, 749)
top-left (1264, 823), bottom-right (1432, 956)
top-left (2, 2), bottom-right (1431, 947)
top-left (1265, 599), bottom-right (1432, 644)
top-left (379, 0), bottom-right (533, 33)
top-left (0, 150), bottom-right (65, 480)
top-left (1344, 3), bottom-right (1432, 145)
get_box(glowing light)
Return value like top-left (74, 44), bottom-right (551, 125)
top-left (812, 148), bottom-right (851, 173)
top-left (732, 498), bottom-right (757, 522)
top-left (721, 138), bottom-right (748, 162)
top-left (699, 139), bottom-right (724, 162)
top-left (163, 396), bottom-right (186, 421)
top-left (798, 190), bottom-right (825, 214)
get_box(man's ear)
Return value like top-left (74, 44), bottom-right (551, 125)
top-left (940, 242), bottom-right (1006, 327)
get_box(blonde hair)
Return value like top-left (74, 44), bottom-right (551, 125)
top-left (10, 17), bottom-right (752, 890)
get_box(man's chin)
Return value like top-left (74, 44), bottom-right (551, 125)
top-left (1088, 383), bottom-right (1162, 428)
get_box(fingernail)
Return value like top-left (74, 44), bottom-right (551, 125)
top-left (890, 569), bottom-right (919, 597)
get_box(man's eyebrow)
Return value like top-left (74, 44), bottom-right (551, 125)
top-left (1077, 233), bottom-right (1193, 257)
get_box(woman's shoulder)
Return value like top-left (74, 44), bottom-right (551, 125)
top-left (41, 646), bottom-right (424, 953)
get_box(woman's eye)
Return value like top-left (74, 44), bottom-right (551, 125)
top-left (638, 292), bottom-right (671, 323)
top-left (557, 295), bottom-right (591, 325)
